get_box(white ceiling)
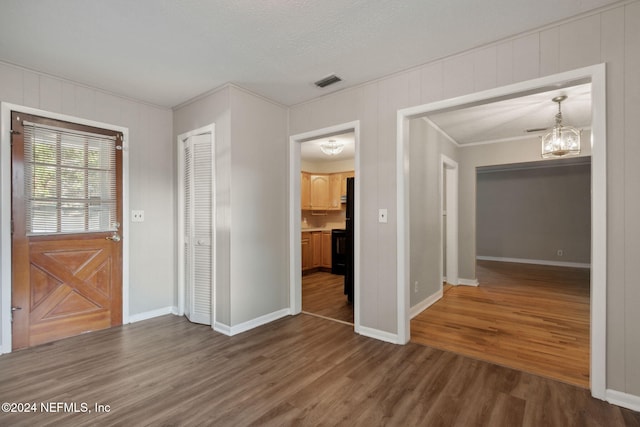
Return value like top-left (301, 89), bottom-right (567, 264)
top-left (427, 83), bottom-right (592, 145)
top-left (0, 0), bottom-right (621, 108)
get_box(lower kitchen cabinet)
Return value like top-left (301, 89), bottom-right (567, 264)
top-left (321, 231), bottom-right (331, 268)
top-left (312, 232), bottom-right (323, 267)
top-left (301, 232), bottom-right (312, 271)
top-left (302, 231), bottom-right (332, 272)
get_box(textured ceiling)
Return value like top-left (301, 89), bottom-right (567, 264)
top-left (0, 0), bottom-right (621, 108)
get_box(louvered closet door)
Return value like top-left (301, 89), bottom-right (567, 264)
top-left (183, 133), bottom-right (213, 325)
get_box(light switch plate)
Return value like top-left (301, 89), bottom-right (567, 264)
top-left (132, 210), bottom-right (145, 222)
top-left (378, 208), bottom-right (388, 223)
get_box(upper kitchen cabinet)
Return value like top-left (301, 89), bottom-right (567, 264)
top-left (302, 172), bottom-right (352, 211)
top-left (310, 174), bottom-right (330, 209)
top-left (329, 174), bottom-right (342, 210)
top-left (301, 172), bottom-right (311, 210)
top-left (341, 171), bottom-right (355, 197)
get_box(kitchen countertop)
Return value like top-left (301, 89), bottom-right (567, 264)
top-left (301, 227), bottom-right (333, 232)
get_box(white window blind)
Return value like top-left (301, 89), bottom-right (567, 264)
top-left (23, 121), bottom-right (118, 235)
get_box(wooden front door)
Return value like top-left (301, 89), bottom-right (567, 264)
top-left (11, 112), bottom-right (123, 350)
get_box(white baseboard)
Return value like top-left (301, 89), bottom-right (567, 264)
top-left (410, 289), bottom-right (443, 319)
top-left (458, 278), bottom-right (479, 286)
top-left (358, 325), bottom-right (400, 344)
top-left (477, 255), bottom-right (590, 269)
top-left (128, 306), bottom-right (178, 323)
top-left (215, 308), bottom-right (291, 336)
top-left (606, 389), bottom-right (640, 412)
top-left (213, 322), bottom-right (231, 336)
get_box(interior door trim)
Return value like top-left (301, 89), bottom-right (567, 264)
top-left (0, 102), bottom-right (130, 354)
top-left (396, 64), bottom-right (607, 399)
top-left (288, 120), bottom-right (361, 334)
top-left (176, 123), bottom-right (216, 325)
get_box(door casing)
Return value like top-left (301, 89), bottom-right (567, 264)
top-left (397, 64), bottom-right (607, 399)
top-left (0, 102), bottom-right (130, 354)
top-left (176, 123), bottom-right (216, 325)
top-left (441, 154), bottom-right (459, 287)
top-left (289, 121), bottom-right (361, 332)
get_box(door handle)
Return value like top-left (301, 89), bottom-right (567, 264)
top-left (106, 233), bottom-right (121, 242)
top-left (11, 306), bottom-right (21, 322)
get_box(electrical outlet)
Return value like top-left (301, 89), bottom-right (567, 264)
top-left (414, 281), bottom-right (418, 293)
top-left (557, 249), bottom-right (563, 257)
top-left (132, 210), bottom-right (145, 222)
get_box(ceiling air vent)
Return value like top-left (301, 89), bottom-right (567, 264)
top-left (314, 74), bottom-right (342, 88)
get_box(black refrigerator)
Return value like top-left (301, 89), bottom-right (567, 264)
top-left (344, 177), bottom-right (354, 303)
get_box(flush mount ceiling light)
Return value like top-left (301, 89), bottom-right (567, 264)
top-left (541, 95), bottom-right (581, 159)
top-left (320, 139), bottom-right (344, 156)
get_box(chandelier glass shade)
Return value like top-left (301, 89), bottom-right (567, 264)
top-left (541, 95), bottom-right (581, 159)
top-left (320, 140), bottom-right (344, 156)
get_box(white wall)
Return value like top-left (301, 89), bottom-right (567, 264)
top-left (173, 86), bottom-right (232, 325)
top-left (409, 118), bottom-right (457, 307)
top-left (0, 61), bottom-right (175, 326)
top-left (476, 162), bottom-right (591, 264)
top-left (2, 0), bottom-right (640, 402)
top-left (291, 76), bottom-right (422, 335)
top-left (289, 3), bottom-right (640, 396)
top-left (301, 159), bottom-right (354, 173)
top-left (229, 87), bottom-right (289, 326)
top-left (458, 134), bottom-right (592, 278)
top-left (173, 85), bottom-right (289, 328)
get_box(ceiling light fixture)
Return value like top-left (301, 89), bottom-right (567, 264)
top-left (541, 95), bottom-right (581, 159)
top-left (320, 140), bottom-right (344, 156)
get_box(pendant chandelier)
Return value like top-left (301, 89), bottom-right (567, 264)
top-left (320, 139), bottom-right (344, 156)
top-left (541, 95), bottom-right (581, 159)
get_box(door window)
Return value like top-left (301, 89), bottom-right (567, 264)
top-left (22, 121), bottom-right (118, 235)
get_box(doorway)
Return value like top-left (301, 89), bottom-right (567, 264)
top-left (289, 121), bottom-right (360, 330)
top-left (397, 64), bottom-right (606, 398)
top-left (441, 154), bottom-right (458, 287)
top-left (1, 104), bottom-right (130, 354)
top-left (10, 111), bottom-right (124, 350)
top-left (299, 132), bottom-right (355, 324)
top-left (177, 124), bottom-right (215, 326)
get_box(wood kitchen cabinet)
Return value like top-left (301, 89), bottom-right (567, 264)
top-left (301, 230), bottom-right (332, 272)
top-left (302, 171), bottom-right (352, 211)
top-left (301, 172), bottom-right (311, 210)
top-left (341, 171), bottom-right (355, 196)
top-left (312, 232), bottom-right (323, 267)
top-left (328, 174), bottom-right (342, 210)
top-left (301, 232), bottom-right (312, 270)
top-left (310, 174), bottom-right (330, 209)
top-left (322, 231), bottom-right (332, 268)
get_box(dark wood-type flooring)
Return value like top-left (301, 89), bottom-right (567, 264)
top-left (302, 271), bottom-right (353, 324)
top-left (1, 314), bottom-right (639, 426)
top-left (411, 260), bottom-right (590, 388)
